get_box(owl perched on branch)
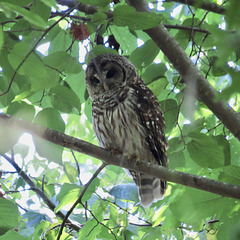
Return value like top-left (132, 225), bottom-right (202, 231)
top-left (85, 53), bottom-right (168, 207)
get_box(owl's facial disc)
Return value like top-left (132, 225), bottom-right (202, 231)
top-left (89, 62), bottom-right (125, 93)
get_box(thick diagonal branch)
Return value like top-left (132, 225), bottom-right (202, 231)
top-left (127, 0), bottom-right (240, 141)
top-left (1, 114), bottom-right (240, 200)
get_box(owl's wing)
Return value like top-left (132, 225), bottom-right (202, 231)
top-left (131, 83), bottom-right (168, 167)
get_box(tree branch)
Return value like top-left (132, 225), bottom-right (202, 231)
top-left (126, 0), bottom-right (240, 141)
top-left (1, 113), bottom-right (240, 200)
top-left (165, 0), bottom-right (226, 15)
top-left (1, 151), bottom-right (81, 232)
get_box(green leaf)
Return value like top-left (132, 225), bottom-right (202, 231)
top-left (0, 2), bottom-right (47, 28)
top-left (78, 0), bottom-right (111, 7)
top-left (0, 119), bottom-right (23, 154)
top-left (86, 45), bottom-right (117, 63)
top-left (56, 179), bottom-right (99, 212)
top-left (129, 39), bottom-right (159, 69)
top-left (78, 219), bottom-right (100, 240)
top-left (160, 99), bottom-right (178, 132)
top-left (142, 228), bottom-right (162, 240)
top-left (55, 183), bottom-right (82, 212)
top-left (39, 0), bottom-right (56, 8)
top-left (0, 198), bottom-right (19, 232)
top-left (169, 188), bottom-right (235, 224)
top-left (8, 39), bottom-right (59, 91)
top-left (182, 118), bottom-right (205, 136)
top-left (0, 230), bottom-right (28, 240)
top-left (147, 78), bottom-right (168, 97)
top-left (217, 214), bottom-right (240, 240)
top-left (187, 133), bottom-right (226, 169)
top-left (33, 108), bottom-right (65, 164)
top-left (109, 184), bottom-right (139, 203)
top-left (218, 69), bottom-right (240, 100)
top-left (65, 72), bottom-right (86, 104)
top-left (142, 63), bottom-right (167, 84)
top-left (43, 51), bottom-right (82, 74)
top-left (0, 27), bottom-right (4, 52)
top-left (64, 162), bottom-right (78, 183)
top-left (49, 85), bottom-right (81, 114)
top-left (110, 25), bottom-right (137, 54)
top-left (7, 101), bottom-right (35, 122)
top-left (113, 5), bottom-right (163, 30)
top-left (218, 165), bottom-right (240, 185)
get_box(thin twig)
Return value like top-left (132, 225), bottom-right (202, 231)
top-left (56, 163), bottom-right (107, 240)
top-left (79, 202), bottom-right (117, 240)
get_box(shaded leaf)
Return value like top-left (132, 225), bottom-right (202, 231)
top-left (160, 99), bottom-right (178, 132)
top-left (142, 63), bottom-right (167, 84)
top-left (43, 51), bottom-right (82, 74)
top-left (49, 85), bottom-right (81, 114)
top-left (169, 188), bottom-right (235, 224)
top-left (0, 27), bottom-right (3, 52)
top-left (109, 184), bottom-right (139, 203)
top-left (187, 133), bottom-right (226, 169)
top-left (218, 165), bottom-right (240, 185)
top-left (78, 0), bottom-right (111, 7)
top-left (129, 40), bottom-right (159, 69)
top-left (7, 101), bottom-right (35, 122)
top-left (113, 5), bottom-right (163, 30)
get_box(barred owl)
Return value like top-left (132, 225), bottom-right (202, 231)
top-left (85, 53), bottom-right (168, 207)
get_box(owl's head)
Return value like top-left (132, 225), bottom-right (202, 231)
top-left (85, 54), bottom-right (136, 101)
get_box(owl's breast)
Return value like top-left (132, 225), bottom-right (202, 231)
top-left (92, 88), bottom-right (148, 155)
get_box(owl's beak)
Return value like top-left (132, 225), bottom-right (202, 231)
top-left (103, 81), bottom-right (109, 92)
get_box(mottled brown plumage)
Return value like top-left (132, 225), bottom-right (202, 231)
top-left (85, 53), bottom-right (168, 207)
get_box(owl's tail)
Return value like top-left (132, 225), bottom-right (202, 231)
top-left (138, 173), bottom-right (166, 207)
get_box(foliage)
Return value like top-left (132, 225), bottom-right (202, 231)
top-left (0, 0), bottom-right (240, 239)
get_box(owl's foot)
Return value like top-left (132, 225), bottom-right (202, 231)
top-left (127, 153), bottom-right (140, 162)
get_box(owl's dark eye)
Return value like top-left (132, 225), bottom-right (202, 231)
top-left (91, 76), bottom-right (100, 84)
top-left (106, 68), bottom-right (116, 79)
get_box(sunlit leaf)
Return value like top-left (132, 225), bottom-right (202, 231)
top-left (0, 230), bottom-right (28, 240)
top-left (0, 198), bottom-right (19, 232)
top-left (33, 108), bottom-right (65, 164)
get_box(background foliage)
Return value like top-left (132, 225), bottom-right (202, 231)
top-left (0, 0), bottom-right (240, 239)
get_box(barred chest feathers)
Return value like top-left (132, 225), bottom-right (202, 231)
top-left (92, 87), bottom-right (150, 158)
